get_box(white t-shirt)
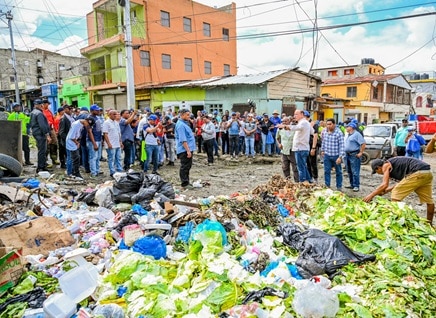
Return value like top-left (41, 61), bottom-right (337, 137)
top-left (102, 119), bottom-right (121, 148)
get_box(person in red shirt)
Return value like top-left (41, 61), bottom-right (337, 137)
top-left (42, 98), bottom-right (59, 166)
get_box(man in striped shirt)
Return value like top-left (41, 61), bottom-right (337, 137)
top-left (321, 118), bottom-right (345, 191)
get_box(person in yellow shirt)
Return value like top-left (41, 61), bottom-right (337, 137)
top-left (7, 103), bottom-right (32, 165)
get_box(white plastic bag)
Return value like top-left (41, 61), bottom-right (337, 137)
top-left (293, 281), bottom-right (339, 318)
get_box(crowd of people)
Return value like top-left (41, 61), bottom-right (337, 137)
top-left (3, 99), bottom-right (435, 225)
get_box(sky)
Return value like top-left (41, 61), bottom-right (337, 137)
top-left (0, 0), bottom-right (436, 76)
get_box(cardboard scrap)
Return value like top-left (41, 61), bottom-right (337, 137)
top-left (0, 185), bottom-right (30, 202)
top-left (0, 247), bottom-right (24, 296)
top-left (0, 217), bottom-right (75, 256)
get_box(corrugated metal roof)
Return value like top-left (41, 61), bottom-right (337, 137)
top-left (323, 74), bottom-right (412, 89)
top-left (201, 69), bottom-right (290, 86)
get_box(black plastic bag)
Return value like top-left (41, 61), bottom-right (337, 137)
top-left (112, 189), bottom-right (137, 203)
top-left (0, 287), bottom-right (46, 313)
top-left (132, 188), bottom-right (157, 203)
top-left (113, 172), bottom-right (144, 192)
top-left (154, 192), bottom-right (171, 208)
top-left (113, 212), bottom-right (139, 232)
top-left (158, 182), bottom-right (175, 199)
top-left (277, 223), bottom-right (376, 279)
top-left (242, 287), bottom-right (288, 304)
top-left (142, 174), bottom-right (164, 189)
top-left (77, 190), bottom-right (97, 205)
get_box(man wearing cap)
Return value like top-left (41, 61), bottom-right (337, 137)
top-left (8, 103), bottom-right (32, 165)
top-left (142, 114), bottom-right (162, 174)
top-left (259, 113), bottom-right (274, 156)
top-left (76, 107), bottom-right (91, 172)
top-left (269, 110), bottom-right (282, 154)
top-left (364, 157), bottom-right (434, 226)
top-left (276, 116), bottom-right (299, 182)
top-left (394, 119), bottom-right (409, 156)
top-left (103, 110), bottom-right (123, 177)
top-left (243, 113), bottom-right (257, 158)
top-left (30, 99), bottom-right (51, 172)
top-left (42, 98), bottom-right (59, 166)
top-left (66, 117), bottom-right (96, 180)
top-left (87, 105), bottom-right (104, 177)
top-left (176, 109), bottom-right (197, 189)
top-left (405, 128), bottom-right (425, 160)
top-left (201, 114), bottom-right (216, 165)
top-left (344, 122), bottom-right (366, 192)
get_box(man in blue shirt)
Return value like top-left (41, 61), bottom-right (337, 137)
top-left (269, 110), bottom-right (282, 154)
top-left (344, 122), bottom-right (366, 192)
top-left (176, 109), bottom-right (197, 189)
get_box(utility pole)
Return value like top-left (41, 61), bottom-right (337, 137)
top-left (5, 11), bottom-right (20, 105)
top-left (122, 0), bottom-right (135, 109)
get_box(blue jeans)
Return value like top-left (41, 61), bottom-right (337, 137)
top-left (158, 137), bottom-right (165, 164)
top-left (144, 144), bottom-right (159, 173)
top-left (346, 155), bottom-right (361, 188)
top-left (66, 149), bottom-right (73, 176)
top-left (323, 154), bottom-right (343, 189)
top-left (261, 133), bottom-right (271, 155)
top-left (245, 137), bottom-right (255, 156)
top-left (87, 140), bottom-right (101, 175)
top-left (295, 150), bottom-right (311, 182)
top-left (106, 147), bottom-right (122, 175)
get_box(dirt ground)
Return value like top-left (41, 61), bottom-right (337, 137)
top-left (22, 148), bottom-right (436, 221)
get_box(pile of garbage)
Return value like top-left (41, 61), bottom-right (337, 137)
top-left (0, 173), bottom-right (435, 317)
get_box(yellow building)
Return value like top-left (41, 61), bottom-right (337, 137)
top-left (321, 74), bottom-right (412, 124)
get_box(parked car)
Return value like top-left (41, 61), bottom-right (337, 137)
top-left (361, 123), bottom-right (397, 164)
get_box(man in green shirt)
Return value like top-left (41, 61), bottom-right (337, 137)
top-left (7, 103), bottom-right (32, 165)
top-left (276, 116), bottom-right (299, 182)
top-left (394, 118), bottom-right (409, 156)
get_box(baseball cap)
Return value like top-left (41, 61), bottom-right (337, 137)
top-left (303, 110), bottom-right (310, 117)
top-left (42, 98), bottom-right (50, 104)
top-left (231, 112), bottom-right (236, 116)
top-left (90, 104), bottom-right (100, 111)
top-left (80, 106), bottom-right (89, 111)
top-left (207, 114), bottom-right (214, 118)
top-left (148, 114), bottom-right (157, 121)
top-left (12, 103), bottom-right (20, 108)
top-left (213, 110), bottom-right (218, 115)
top-left (272, 110), bottom-right (279, 115)
top-left (407, 127), bottom-right (416, 132)
top-left (57, 107), bottom-right (64, 112)
top-left (371, 159), bottom-right (384, 174)
top-left (34, 99), bottom-right (43, 105)
top-left (346, 123), bottom-right (358, 129)
top-left (401, 118), bottom-right (408, 123)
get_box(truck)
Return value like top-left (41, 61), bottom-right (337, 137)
top-left (408, 115), bottom-right (436, 141)
top-left (361, 123), bottom-right (397, 165)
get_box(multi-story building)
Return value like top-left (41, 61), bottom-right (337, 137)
top-left (0, 48), bottom-right (88, 109)
top-left (406, 73), bottom-right (436, 116)
top-left (311, 58), bottom-right (412, 123)
top-left (80, 0), bottom-right (237, 110)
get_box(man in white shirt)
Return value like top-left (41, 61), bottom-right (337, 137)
top-left (279, 109), bottom-right (311, 183)
top-left (103, 110), bottom-right (123, 177)
top-left (66, 117), bottom-right (95, 180)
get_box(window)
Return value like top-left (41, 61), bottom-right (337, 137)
top-left (222, 28), bottom-right (229, 41)
top-left (184, 58), bottom-right (192, 72)
top-left (372, 87), bottom-right (378, 100)
top-left (204, 61), bottom-right (212, 74)
top-left (327, 70), bottom-right (338, 77)
top-left (224, 64), bottom-right (230, 76)
top-left (183, 17), bottom-right (191, 32)
top-left (203, 22), bottom-right (211, 37)
top-left (9, 76), bottom-right (15, 82)
top-left (162, 54), bottom-right (171, 69)
top-left (344, 68), bottom-right (354, 75)
top-left (140, 50), bottom-right (150, 67)
top-left (347, 86), bottom-right (357, 98)
top-left (209, 104), bottom-right (223, 114)
top-left (160, 11), bottom-right (170, 27)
